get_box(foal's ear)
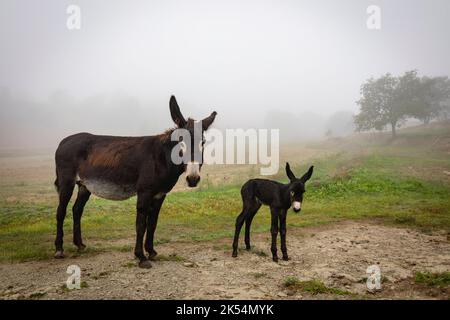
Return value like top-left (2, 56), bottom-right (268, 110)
top-left (202, 111), bottom-right (217, 130)
top-left (300, 165), bottom-right (314, 183)
top-left (285, 162), bottom-right (296, 181)
top-left (169, 95), bottom-right (187, 128)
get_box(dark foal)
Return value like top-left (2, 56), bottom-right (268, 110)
top-left (54, 96), bottom-right (217, 268)
top-left (232, 163), bottom-right (314, 262)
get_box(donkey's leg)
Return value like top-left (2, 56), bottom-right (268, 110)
top-left (54, 178), bottom-right (75, 258)
top-left (135, 190), bottom-right (152, 268)
top-left (232, 209), bottom-right (248, 258)
top-left (279, 210), bottom-right (289, 261)
top-left (144, 195), bottom-right (165, 260)
top-left (270, 207), bottom-right (280, 262)
top-left (244, 202), bottom-right (261, 250)
top-left (72, 184), bottom-right (91, 251)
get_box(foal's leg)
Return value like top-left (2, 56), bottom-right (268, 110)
top-left (244, 202), bottom-right (261, 250)
top-left (232, 208), bottom-right (248, 257)
top-left (72, 184), bottom-right (91, 251)
top-left (279, 210), bottom-right (289, 261)
top-left (54, 178), bottom-right (75, 258)
top-left (135, 190), bottom-right (152, 268)
top-left (270, 207), bottom-right (280, 262)
top-left (144, 195), bottom-right (165, 260)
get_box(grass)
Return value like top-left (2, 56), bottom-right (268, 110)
top-left (122, 261), bottom-right (136, 268)
top-left (29, 291), bottom-right (47, 299)
top-left (251, 272), bottom-right (267, 279)
top-left (154, 253), bottom-right (186, 262)
top-left (283, 277), bottom-right (351, 295)
top-left (414, 272), bottom-right (450, 288)
top-left (251, 248), bottom-right (268, 257)
top-left (0, 122), bottom-right (450, 262)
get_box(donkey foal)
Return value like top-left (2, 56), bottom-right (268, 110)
top-left (232, 163), bottom-right (314, 262)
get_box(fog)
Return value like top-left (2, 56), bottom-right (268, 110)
top-left (1, 0), bottom-right (450, 149)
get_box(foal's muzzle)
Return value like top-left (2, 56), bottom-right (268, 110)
top-left (186, 175), bottom-right (200, 187)
top-left (292, 201), bottom-right (301, 213)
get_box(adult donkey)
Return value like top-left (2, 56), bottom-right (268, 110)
top-left (54, 96), bottom-right (217, 268)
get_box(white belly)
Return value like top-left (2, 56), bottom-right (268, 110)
top-left (83, 179), bottom-right (136, 201)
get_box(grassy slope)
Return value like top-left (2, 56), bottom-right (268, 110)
top-left (0, 122), bottom-right (450, 262)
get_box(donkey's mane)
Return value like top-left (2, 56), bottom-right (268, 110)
top-left (157, 128), bottom-right (176, 143)
top-left (157, 117), bottom-right (196, 143)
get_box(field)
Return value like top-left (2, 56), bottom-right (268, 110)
top-left (1, 122), bottom-right (450, 299)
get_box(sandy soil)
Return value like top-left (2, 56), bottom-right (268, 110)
top-left (0, 221), bottom-right (449, 300)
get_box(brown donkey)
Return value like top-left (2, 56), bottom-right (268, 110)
top-left (54, 96), bottom-right (217, 268)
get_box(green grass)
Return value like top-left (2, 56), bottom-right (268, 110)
top-left (1, 123), bottom-right (450, 262)
top-left (283, 277), bottom-right (351, 295)
top-left (154, 253), bottom-right (186, 262)
top-left (414, 272), bottom-right (450, 288)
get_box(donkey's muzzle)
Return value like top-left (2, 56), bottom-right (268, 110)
top-left (186, 161), bottom-right (200, 187)
top-left (186, 175), bottom-right (200, 187)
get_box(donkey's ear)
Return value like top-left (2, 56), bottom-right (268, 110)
top-left (202, 111), bottom-right (217, 130)
top-left (285, 162), bottom-right (296, 181)
top-left (300, 165), bottom-right (314, 183)
top-left (169, 95), bottom-right (187, 128)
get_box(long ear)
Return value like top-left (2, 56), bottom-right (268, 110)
top-left (202, 111), bottom-right (217, 130)
top-left (300, 165), bottom-right (314, 183)
top-left (285, 162), bottom-right (296, 181)
top-left (169, 95), bottom-right (187, 127)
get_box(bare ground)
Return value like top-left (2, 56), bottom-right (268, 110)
top-left (0, 221), bottom-right (449, 300)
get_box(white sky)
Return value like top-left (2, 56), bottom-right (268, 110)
top-left (0, 0), bottom-right (449, 146)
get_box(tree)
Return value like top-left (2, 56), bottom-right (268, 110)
top-left (410, 76), bottom-right (450, 124)
top-left (355, 71), bottom-right (450, 137)
top-left (438, 98), bottom-right (450, 121)
top-left (355, 71), bottom-right (420, 138)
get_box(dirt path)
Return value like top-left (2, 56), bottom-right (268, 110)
top-left (1, 221), bottom-right (449, 300)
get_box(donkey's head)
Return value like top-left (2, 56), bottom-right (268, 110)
top-left (285, 163), bottom-right (314, 213)
top-left (169, 95), bottom-right (217, 187)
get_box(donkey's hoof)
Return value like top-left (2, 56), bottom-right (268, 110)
top-left (272, 256), bottom-right (279, 263)
top-left (138, 260), bottom-right (153, 269)
top-left (245, 245), bottom-right (251, 251)
top-left (232, 251), bottom-right (238, 258)
top-left (282, 255), bottom-right (289, 261)
top-left (76, 244), bottom-right (86, 252)
top-left (54, 251), bottom-right (65, 259)
top-left (148, 250), bottom-right (158, 261)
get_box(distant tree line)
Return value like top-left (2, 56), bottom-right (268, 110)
top-left (354, 70), bottom-right (450, 138)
